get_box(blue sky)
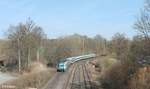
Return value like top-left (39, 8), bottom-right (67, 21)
top-left (0, 0), bottom-right (144, 39)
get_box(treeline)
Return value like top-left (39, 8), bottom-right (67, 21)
top-left (2, 19), bottom-right (108, 72)
top-left (34, 34), bottom-right (107, 67)
top-left (45, 34), bottom-right (107, 66)
top-left (2, 17), bottom-right (149, 73)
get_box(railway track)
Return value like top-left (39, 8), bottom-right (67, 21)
top-left (42, 61), bottom-right (93, 89)
top-left (43, 64), bottom-right (76, 89)
top-left (64, 62), bottom-right (93, 89)
top-left (82, 63), bottom-right (92, 89)
top-left (71, 64), bottom-right (80, 89)
top-left (63, 64), bottom-right (77, 89)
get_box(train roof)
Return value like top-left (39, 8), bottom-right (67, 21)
top-left (58, 59), bottom-right (67, 62)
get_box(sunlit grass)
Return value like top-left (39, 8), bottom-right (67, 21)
top-left (6, 69), bottom-right (55, 89)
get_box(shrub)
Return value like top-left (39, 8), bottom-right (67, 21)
top-left (100, 62), bottom-right (135, 89)
top-left (99, 56), bottom-right (117, 71)
top-left (128, 66), bottom-right (150, 89)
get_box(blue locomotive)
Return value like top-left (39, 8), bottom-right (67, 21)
top-left (57, 59), bottom-right (71, 72)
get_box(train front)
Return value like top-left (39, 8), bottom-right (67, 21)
top-left (57, 61), bottom-right (66, 72)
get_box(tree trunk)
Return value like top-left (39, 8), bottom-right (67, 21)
top-left (18, 38), bottom-right (21, 73)
top-left (27, 48), bottom-right (31, 68)
top-left (37, 48), bottom-right (40, 62)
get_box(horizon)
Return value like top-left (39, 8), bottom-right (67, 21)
top-left (0, 0), bottom-right (144, 39)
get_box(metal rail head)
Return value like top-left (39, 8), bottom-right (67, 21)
top-left (71, 64), bottom-right (80, 89)
top-left (83, 64), bottom-right (93, 89)
top-left (64, 64), bottom-right (78, 89)
top-left (82, 64), bottom-right (87, 89)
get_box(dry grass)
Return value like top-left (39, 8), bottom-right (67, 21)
top-left (6, 68), bottom-right (55, 89)
top-left (96, 56), bottom-right (117, 73)
top-left (100, 57), bottom-right (117, 69)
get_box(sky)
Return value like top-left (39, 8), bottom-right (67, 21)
top-left (0, 0), bottom-right (144, 39)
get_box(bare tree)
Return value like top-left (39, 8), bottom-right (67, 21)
top-left (94, 35), bottom-right (107, 55)
top-left (134, 0), bottom-right (150, 41)
top-left (6, 19), bottom-right (45, 72)
top-left (134, 0), bottom-right (150, 63)
top-left (111, 33), bottom-right (129, 61)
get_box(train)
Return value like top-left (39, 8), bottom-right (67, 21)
top-left (56, 60), bottom-right (70, 72)
top-left (56, 53), bottom-right (96, 72)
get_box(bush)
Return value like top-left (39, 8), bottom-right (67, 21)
top-left (100, 62), bottom-right (135, 89)
top-left (99, 56), bottom-right (117, 70)
top-left (128, 66), bottom-right (150, 89)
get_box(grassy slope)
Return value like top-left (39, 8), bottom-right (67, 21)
top-left (4, 63), bottom-right (56, 89)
